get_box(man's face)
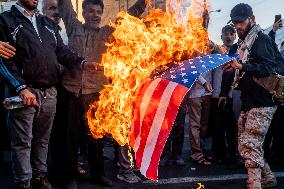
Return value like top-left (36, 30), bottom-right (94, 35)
top-left (42, 0), bottom-right (60, 25)
top-left (221, 31), bottom-right (236, 48)
top-left (83, 4), bottom-right (103, 29)
top-left (233, 17), bottom-right (254, 40)
top-left (18, 0), bottom-right (38, 11)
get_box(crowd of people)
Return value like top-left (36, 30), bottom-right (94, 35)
top-left (0, 0), bottom-right (284, 189)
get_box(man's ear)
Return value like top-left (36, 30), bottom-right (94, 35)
top-left (250, 15), bottom-right (256, 23)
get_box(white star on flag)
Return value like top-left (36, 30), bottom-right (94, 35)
top-left (182, 79), bottom-right (188, 83)
top-left (180, 73), bottom-right (186, 77)
top-left (170, 75), bottom-right (176, 79)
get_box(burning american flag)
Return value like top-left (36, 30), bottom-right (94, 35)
top-left (130, 54), bottom-right (236, 181)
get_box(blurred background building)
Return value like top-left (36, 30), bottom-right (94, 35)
top-left (0, 0), bottom-right (17, 13)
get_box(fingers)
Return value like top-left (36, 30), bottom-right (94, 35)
top-left (222, 64), bottom-right (233, 71)
top-left (218, 99), bottom-right (221, 107)
top-left (0, 42), bottom-right (16, 59)
top-left (218, 97), bottom-right (226, 107)
top-left (19, 89), bottom-right (37, 106)
top-left (276, 19), bottom-right (282, 24)
top-left (31, 97), bottom-right (37, 106)
top-left (222, 63), bottom-right (230, 69)
top-left (84, 62), bottom-right (103, 71)
top-left (2, 42), bottom-right (16, 52)
top-left (0, 53), bottom-right (10, 59)
top-left (27, 96), bottom-right (37, 106)
top-left (205, 83), bottom-right (213, 93)
top-left (4, 46), bottom-right (16, 55)
top-left (22, 96), bottom-right (36, 106)
top-left (0, 49), bottom-right (14, 58)
top-left (208, 85), bottom-right (213, 93)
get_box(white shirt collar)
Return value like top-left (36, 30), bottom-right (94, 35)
top-left (14, 4), bottom-right (39, 21)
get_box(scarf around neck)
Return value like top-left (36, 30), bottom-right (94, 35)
top-left (237, 24), bottom-right (262, 63)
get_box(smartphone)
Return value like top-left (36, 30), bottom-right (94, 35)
top-left (275, 14), bottom-right (282, 27)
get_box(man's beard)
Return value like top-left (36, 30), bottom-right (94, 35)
top-left (19, 0), bottom-right (38, 11)
top-left (237, 22), bottom-right (252, 40)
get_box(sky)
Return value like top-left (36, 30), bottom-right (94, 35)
top-left (2, 0), bottom-right (283, 45)
top-left (208, 0), bottom-right (284, 44)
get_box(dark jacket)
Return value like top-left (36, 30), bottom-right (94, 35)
top-left (220, 31), bottom-right (284, 103)
top-left (220, 29), bottom-right (279, 99)
top-left (239, 31), bottom-right (284, 111)
top-left (0, 6), bottom-right (84, 93)
top-left (268, 29), bottom-right (276, 41)
top-left (220, 43), bottom-right (238, 98)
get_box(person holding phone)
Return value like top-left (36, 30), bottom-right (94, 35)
top-left (268, 14), bottom-right (282, 41)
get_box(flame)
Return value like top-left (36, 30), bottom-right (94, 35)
top-left (196, 182), bottom-right (205, 189)
top-left (87, 0), bottom-right (211, 146)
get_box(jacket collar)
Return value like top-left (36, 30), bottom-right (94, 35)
top-left (10, 5), bottom-right (40, 20)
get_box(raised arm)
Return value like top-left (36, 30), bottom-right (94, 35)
top-left (58, 0), bottom-right (82, 36)
top-left (127, 0), bottom-right (146, 18)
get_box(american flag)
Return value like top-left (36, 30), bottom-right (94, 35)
top-left (130, 54), bottom-right (236, 181)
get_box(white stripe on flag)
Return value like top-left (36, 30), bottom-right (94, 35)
top-left (140, 81), bottom-right (178, 175)
top-left (133, 78), bottom-right (162, 152)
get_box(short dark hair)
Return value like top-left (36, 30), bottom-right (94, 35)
top-left (281, 41), bottom-right (284, 47)
top-left (82, 0), bottom-right (104, 11)
top-left (222, 25), bottom-right (236, 34)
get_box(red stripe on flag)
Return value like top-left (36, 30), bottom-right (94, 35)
top-left (135, 79), bottom-right (170, 169)
top-left (145, 84), bottom-right (189, 180)
top-left (130, 80), bottom-right (153, 148)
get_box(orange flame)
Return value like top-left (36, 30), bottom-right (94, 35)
top-left (87, 0), bottom-right (211, 146)
top-left (197, 182), bottom-right (205, 189)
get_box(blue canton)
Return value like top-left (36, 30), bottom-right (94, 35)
top-left (157, 54), bottom-right (237, 88)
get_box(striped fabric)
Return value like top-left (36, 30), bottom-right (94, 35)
top-left (0, 58), bottom-right (26, 93)
top-left (130, 78), bottom-right (188, 181)
top-left (130, 54), bottom-right (236, 181)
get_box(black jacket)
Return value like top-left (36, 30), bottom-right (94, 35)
top-left (219, 43), bottom-right (238, 98)
top-left (220, 31), bottom-right (284, 111)
top-left (0, 6), bottom-right (84, 93)
top-left (239, 31), bottom-right (284, 111)
top-left (220, 30), bottom-right (280, 99)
